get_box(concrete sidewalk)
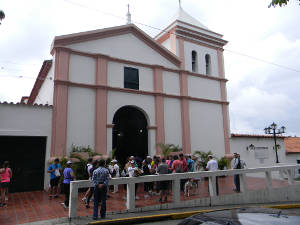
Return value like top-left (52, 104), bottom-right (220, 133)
top-left (19, 202), bottom-right (300, 225)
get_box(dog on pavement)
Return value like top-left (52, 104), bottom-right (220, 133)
top-left (184, 179), bottom-right (198, 197)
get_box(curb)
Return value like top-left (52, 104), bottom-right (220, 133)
top-left (89, 204), bottom-right (300, 225)
top-left (89, 207), bottom-right (237, 225)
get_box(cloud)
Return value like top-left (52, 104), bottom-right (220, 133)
top-left (0, 0), bottom-right (299, 136)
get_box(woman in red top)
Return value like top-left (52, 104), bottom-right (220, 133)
top-left (0, 161), bottom-right (12, 207)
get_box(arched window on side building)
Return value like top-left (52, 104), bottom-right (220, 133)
top-left (205, 54), bottom-right (211, 75)
top-left (192, 51), bottom-right (198, 73)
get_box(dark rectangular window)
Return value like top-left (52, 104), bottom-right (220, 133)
top-left (124, 67), bottom-right (139, 90)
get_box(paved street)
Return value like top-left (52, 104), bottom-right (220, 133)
top-left (0, 176), bottom-right (292, 225)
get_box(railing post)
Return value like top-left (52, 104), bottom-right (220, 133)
top-left (239, 173), bottom-right (247, 193)
top-left (172, 179), bottom-right (180, 203)
top-left (126, 182), bottom-right (135, 210)
top-left (287, 169), bottom-right (295, 185)
top-left (208, 175), bottom-right (217, 197)
top-left (69, 182), bottom-right (78, 219)
top-left (265, 171), bottom-right (272, 189)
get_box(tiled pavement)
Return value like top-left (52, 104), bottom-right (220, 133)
top-left (0, 176), bottom-right (290, 225)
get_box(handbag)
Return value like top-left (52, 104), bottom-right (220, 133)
top-left (55, 169), bottom-right (61, 177)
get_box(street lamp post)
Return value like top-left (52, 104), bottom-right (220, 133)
top-left (264, 122), bottom-right (286, 163)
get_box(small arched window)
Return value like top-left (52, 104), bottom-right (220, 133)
top-left (205, 54), bottom-right (211, 75)
top-left (191, 51), bottom-right (198, 72)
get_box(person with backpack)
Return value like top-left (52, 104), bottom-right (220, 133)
top-left (47, 158), bottom-right (62, 200)
top-left (82, 158), bottom-right (93, 203)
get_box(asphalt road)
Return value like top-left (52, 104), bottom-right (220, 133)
top-left (137, 219), bottom-right (182, 225)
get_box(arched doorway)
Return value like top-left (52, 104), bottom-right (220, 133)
top-left (112, 106), bottom-right (148, 166)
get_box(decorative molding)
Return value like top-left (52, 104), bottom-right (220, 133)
top-left (51, 49), bottom-right (70, 157)
top-left (54, 79), bottom-right (229, 105)
top-left (53, 46), bottom-right (227, 82)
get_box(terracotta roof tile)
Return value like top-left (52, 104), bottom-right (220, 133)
top-left (284, 137), bottom-right (300, 153)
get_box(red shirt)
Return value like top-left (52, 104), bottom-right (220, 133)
top-left (172, 160), bottom-right (183, 173)
top-left (181, 158), bottom-right (188, 172)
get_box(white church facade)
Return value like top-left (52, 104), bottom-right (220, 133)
top-left (25, 7), bottom-right (230, 162)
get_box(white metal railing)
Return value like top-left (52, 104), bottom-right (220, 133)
top-left (69, 164), bottom-right (300, 218)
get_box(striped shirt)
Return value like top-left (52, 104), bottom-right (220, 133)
top-left (92, 167), bottom-right (110, 186)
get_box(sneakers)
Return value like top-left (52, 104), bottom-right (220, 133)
top-left (82, 197), bottom-right (87, 204)
top-left (61, 202), bottom-right (68, 209)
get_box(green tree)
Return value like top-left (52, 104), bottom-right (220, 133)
top-left (0, 10), bottom-right (5, 25)
top-left (269, 0), bottom-right (300, 7)
top-left (158, 143), bottom-right (182, 158)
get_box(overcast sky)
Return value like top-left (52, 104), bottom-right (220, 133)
top-left (1, 0), bottom-right (300, 136)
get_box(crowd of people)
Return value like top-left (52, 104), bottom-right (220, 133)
top-left (45, 152), bottom-right (246, 220)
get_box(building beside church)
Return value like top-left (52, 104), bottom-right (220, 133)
top-left (0, 6), bottom-right (230, 190)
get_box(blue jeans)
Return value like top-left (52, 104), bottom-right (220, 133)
top-left (93, 184), bottom-right (107, 219)
top-left (234, 174), bottom-right (240, 191)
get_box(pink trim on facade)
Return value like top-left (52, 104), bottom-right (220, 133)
top-left (51, 50), bottom-right (70, 157)
top-left (179, 72), bottom-right (191, 154)
top-left (178, 38), bottom-right (185, 70)
top-left (28, 60), bottom-right (52, 104)
top-left (95, 57), bottom-right (108, 155)
top-left (106, 124), bottom-right (114, 128)
top-left (51, 24), bottom-right (181, 67)
top-left (55, 79), bottom-right (229, 105)
top-left (54, 46), bottom-right (227, 82)
top-left (153, 67), bottom-right (165, 155)
top-left (218, 49), bottom-right (230, 155)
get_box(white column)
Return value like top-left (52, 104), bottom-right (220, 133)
top-left (126, 182), bottom-right (136, 210)
top-left (69, 182), bottom-right (78, 218)
top-left (265, 171), bottom-right (272, 189)
top-left (239, 174), bottom-right (247, 193)
top-left (172, 179), bottom-right (180, 204)
top-left (208, 176), bottom-right (217, 197)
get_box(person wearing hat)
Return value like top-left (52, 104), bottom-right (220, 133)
top-left (61, 160), bottom-right (75, 209)
top-left (111, 159), bottom-right (119, 193)
top-left (205, 155), bottom-right (219, 195)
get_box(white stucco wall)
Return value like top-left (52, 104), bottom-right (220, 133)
top-left (184, 41), bottom-right (219, 77)
top-left (187, 76), bottom-right (221, 100)
top-left (162, 71), bottom-right (180, 95)
top-left (189, 101), bottom-right (225, 158)
top-left (164, 98), bottom-right (182, 147)
top-left (107, 61), bottom-right (153, 92)
top-left (230, 137), bottom-right (290, 179)
top-left (34, 63), bottom-right (54, 105)
top-left (67, 33), bottom-right (178, 69)
top-left (286, 154), bottom-right (300, 177)
top-left (66, 87), bottom-right (95, 154)
top-left (0, 103), bottom-right (52, 189)
top-left (107, 91), bottom-right (155, 155)
top-left (69, 54), bottom-right (96, 85)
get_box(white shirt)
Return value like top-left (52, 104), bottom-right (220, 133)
top-left (113, 164), bottom-right (120, 177)
top-left (87, 163), bottom-right (93, 176)
top-left (128, 166), bottom-right (137, 177)
top-left (206, 159), bottom-right (218, 171)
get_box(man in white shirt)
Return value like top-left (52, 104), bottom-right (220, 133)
top-left (206, 155), bottom-right (219, 195)
top-left (231, 153), bottom-right (246, 192)
top-left (111, 159), bottom-right (119, 193)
